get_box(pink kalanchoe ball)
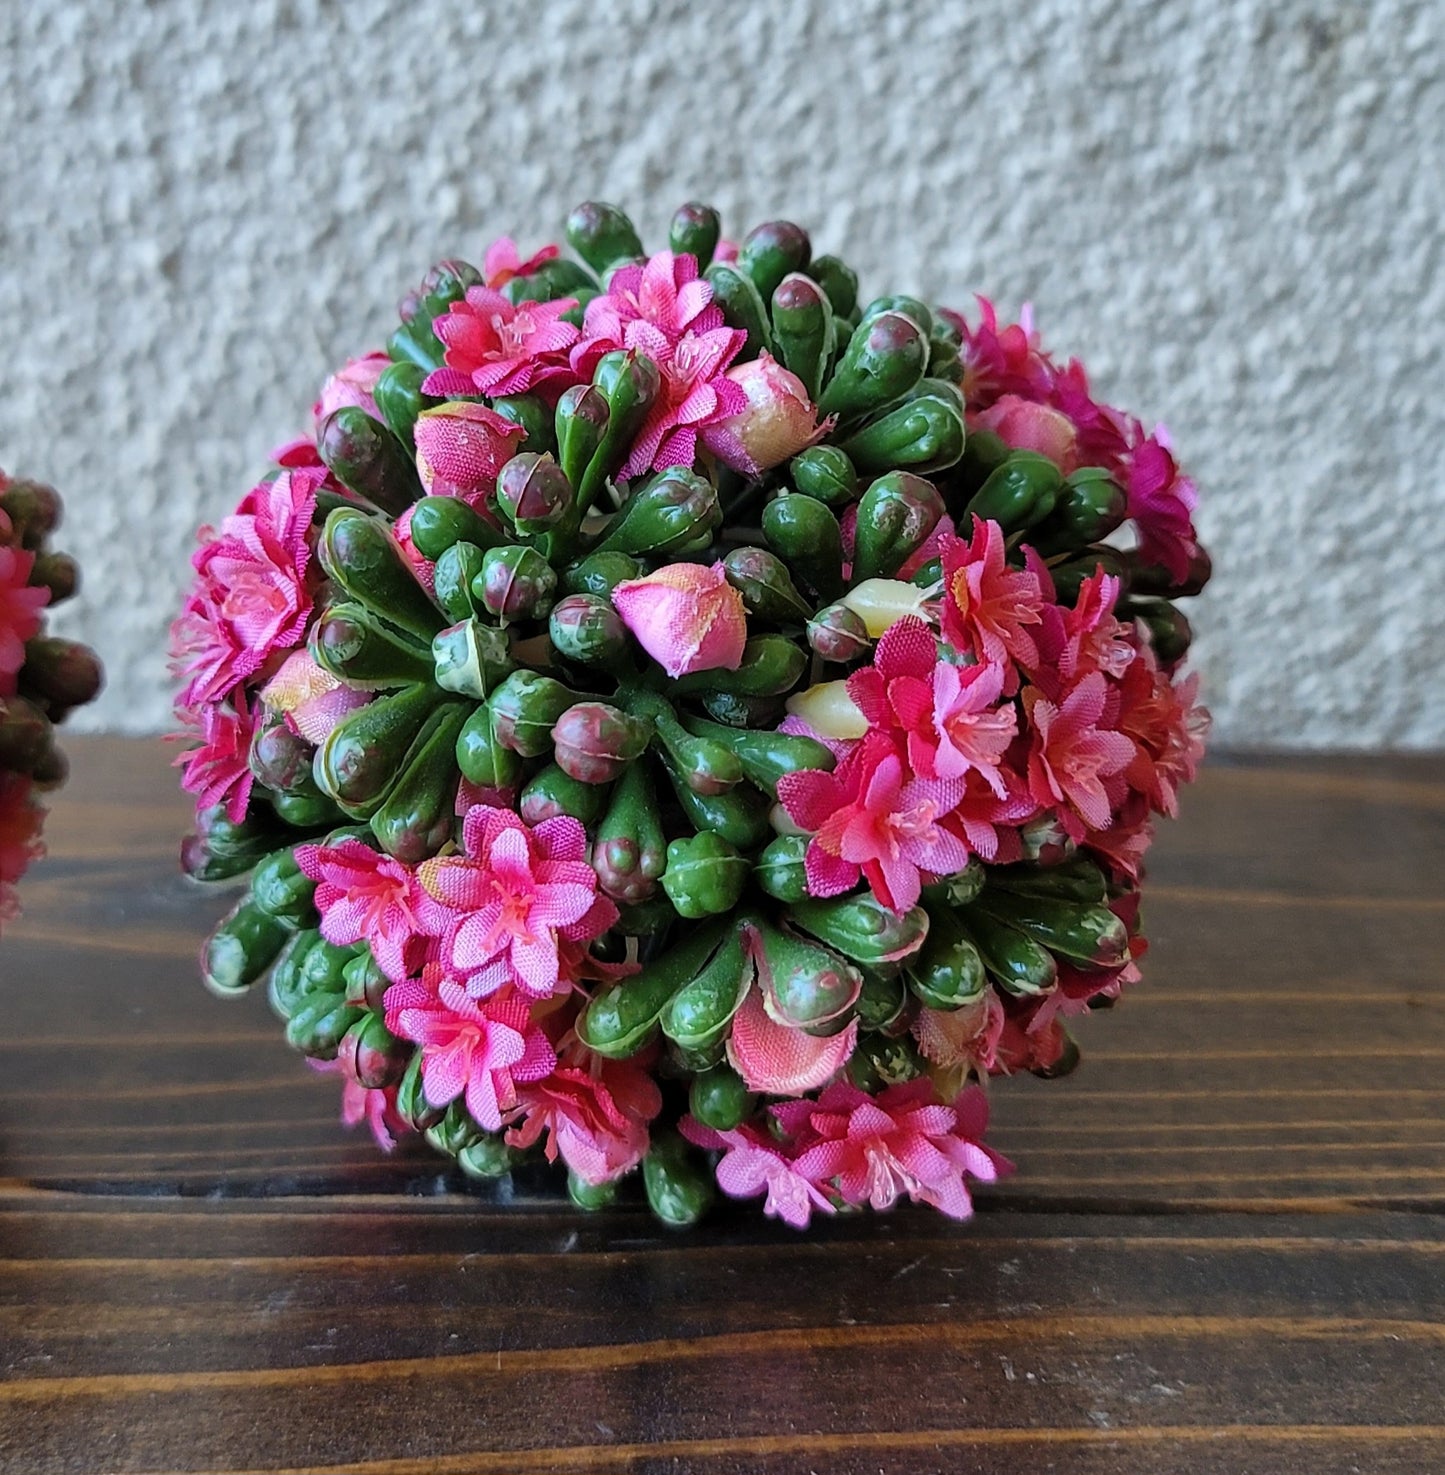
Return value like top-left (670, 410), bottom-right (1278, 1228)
top-left (702, 352), bottom-right (829, 476)
top-left (973, 394), bottom-right (1079, 473)
top-left (610, 561), bottom-right (748, 679)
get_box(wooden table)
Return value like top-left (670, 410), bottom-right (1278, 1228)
top-left (1, 738), bottom-right (1442, 1474)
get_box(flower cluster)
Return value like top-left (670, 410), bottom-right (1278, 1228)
top-left (175, 200), bottom-right (1208, 1226)
top-left (0, 472), bottom-right (101, 930)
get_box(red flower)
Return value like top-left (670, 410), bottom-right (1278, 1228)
top-left (0, 770), bottom-right (45, 932)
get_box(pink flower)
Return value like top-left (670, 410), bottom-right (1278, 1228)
top-left (776, 1079), bottom-right (1008, 1219)
top-left (929, 659), bottom-right (1019, 792)
top-left (1115, 645), bottom-right (1208, 819)
top-left (0, 541), bottom-right (49, 684)
top-left (174, 690), bottom-right (257, 824)
top-left (956, 297), bottom-right (1054, 407)
top-left (422, 287), bottom-right (580, 400)
top-left (679, 1118), bottom-right (836, 1229)
top-left (610, 561), bottom-right (747, 678)
top-left (726, 980), bottom-right (859, 1097)
top-left (938, 516), bottom-right (1045, 675)
top-left (384, 967), bottom-right (556, 1132)
top-left (418, 806), bottom-right (617, 998)
top-left (944, 767), bottom-right (1038, 862)
top-left (700, 352), bottom-right (830, 475)
top-left (295, 836), bottom-right (442, 984)
top-left (0, 770), bottom-right (45, 932)
top-left (170, 466), bottom-right (321, 707)
top-left (912, 993), bottom-right (1006, 1080)
top-left (505, 1060), bottom-right (660, 1185)
top-left (483, 236), bottom-right (561, 289)
top-left (973, 394), bottom-right (1079, 472)
top-left (579, 250), bottom-right (723, 365)
top-left (1023, 671), bottom-right (1136, 836)
top-left (619, 327), bottom-right (748, 479)
top-left (315, 351), bottom-right (389, 426)
top-left (260, 649), bottom-right (371, 746)
top-left (778, 731), bottom-right (972, 914)
top-left (412, 400), bottom-right (526, 507)
top-left (309, 1057), bottom-right (411, 1155)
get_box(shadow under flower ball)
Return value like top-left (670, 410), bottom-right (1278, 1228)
top-left (171, 200), bottom-right (1210, 1228)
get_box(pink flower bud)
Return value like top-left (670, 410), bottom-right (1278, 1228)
top-left (315, 352), bottom-right (390, 426)
top-left (973, 394), bottom-right (1079, 472)
top-left (610, 562), bottom-right (748, 679)
top-left (260, 650), bottom-right (371, 745)
top-left (701, 352), bottom-right (830, 476)
top-left (413, 402), bottom-right (526, 507)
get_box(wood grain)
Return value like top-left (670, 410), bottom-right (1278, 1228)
top-left (0, 738), bottom-right (1441, 1473)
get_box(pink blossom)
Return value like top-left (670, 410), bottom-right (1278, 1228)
top-left (483, 236), bottom-right (561, 289)
top-left (929, 659), bottom-right (1018, 792)
top-left (384, 967), bottom-right (556, 1132)
top-left (412, 401), bottom-right (526, 507)
top-left (309, 1057), bottom-right (411, 1155)
top-left (259, 649), bottom-right (371, 746)
top-left (777, 731), bottom-right (972, 914)
top-left (1125, 428), bottom-right (1201, 585)
top-left (423, 287), bottom-right (580, 400)
top-left (0, 770), bottom-right (44, 932)
top-left (1023, 671), bottom-right (1136, 837)
top-left (944, 766), bottom-right (1038, 863)
top-left (619, 327), bottom-right (748, 479)
top-left (610, 561), bottom-right (747, 678)
top-left (170, 466), bottom-right (321, 707)
top-left (0, 540), bottom-right (49, 685)
top-left (912, 993), bottom-right (1006, 1079)
top-left (418, 806), bottom-right (617, 998)
top-left (173, 690), bottom-right (257, 824)
top-left (295, 836), bottom-right (442, 984)
top-left (679, 1118), bottom-right (836, 1229)
top-left (938, 517), bottom-right (1045, 675)
top-left (579, 250), bottom-right (723, 366)
top-left (1030, 568), bottom-right (1135, 700)
top-left (727, 974), bottom-right (859, 1096)
top-left (315, 351), bottom-right (388, 425)
top-left (1115, 645), bottom-right (1208, 819)
top-left (776, 1079), bottom-right (1008, 1219)
top-left (956, 297), bottom-right (1054, 407)
top-left (973, 394), bottom-right (1079, 471)
top-left (505, 1060), bottom-right (660, 1185)
top-left (699, 352), bottom-right (830, 475)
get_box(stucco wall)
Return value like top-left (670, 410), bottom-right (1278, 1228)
top-left (2, 0), bottom-right (1441, 745)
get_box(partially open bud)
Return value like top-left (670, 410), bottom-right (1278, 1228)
top-left (839, 577), bottom-right (933, 637)
top-left (973, 394), bottom-right (1079, 473)
top-left (475, 545), bottom-right (557, 622)
top-left (431, 618), bottom-right (514, 699)
top-left (495, 453), bottom-right (572, 533)
top-left (249, 712), bottom-right (315, 792)
top-left (784, 679), bottom-right (869, 740)
top-left (316, 352), bottom-right (389, 427)
top-left (552, 702), bottom-right (652, 783)
top-left (701, 353), bottom-right (828, 477)
top-left (611, 562), bottom-right (748, 679)
top-left (413, 401), bottom-right (526, 506)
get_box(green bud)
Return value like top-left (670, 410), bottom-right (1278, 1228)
top-left (619, 688), bottom-right (743, 796)
top-left (342, 949), bottom-right (391, 1011)
top-left (568, 1170), bottom-right (618, 1211)
top-left (432, 540), bottom-right (486, 623)
top-left (488, 671), bottom-right (583, 757)
top-left (314, 682), bottom-right (446, 815)
top-left (592, 466), bottom-right (722, 559)
top-left (770, 272), bottom-right (833, 399)
top-left (789, 893), bottom-right (930, 971)
top-left (390, 259), bottom-right (482, 370)
top-left (855, 968), bottom-right (910, 1032)
top-left (739, 219), bottom-right (812, 304)
top-left (1050, 546), bottom-right (1130, 604)
top-left (908, 908), bottom-right (987, 1010)
top-left (0, 479), bottom-right (61, 548)
top-left (965, 451), bottom-right (1064, 535)
top-left (250, 846), bottom-right (319, 930)
top-left (458, 1135), bottom-right (521, 1179)
top-left (309, 602), bottom-right (434, 689)
top-left (1127, 597), bottom-right (1194, 664)
top-left (761, 493), bottom-right (844, 601)
top-left (339, 1011), bottom-right (410, 1089)
top-left (808, 254), bottom-right (859, 319)
top-left (841, 394), bottom-right (966, 477)
top-left (671, 634), bottom-right (808, 698)
top-left (806, 602), bottom-right (873, 663)
top-left (501, 256), bottom-right (598, 306)
top-left (704, 261), bottom-right (772, 358)
top-left (407, 496), bottom-right (505, 562)
top-left (27, 550), bottom-right (79, 604)
top-left (495, 453), bottom-right (572, 534)
top-left (751, 916), bottom-right (861, 1030)
top-left (789, 444), bottom-right (858, 505)
top-left (554, 384), bottom-right (611, 493)
top-left (643, 1130), bottom-right (715, 1228)
top-left (396, 1050), bottom-right (446, 1131)
top-left (548, 592), bottom-right (631, 671)
top-left (18, 637), bottom-right (103, 712)
top-left (721, 545), bottom-right (813, 623)
top-left (559, 550), bottom-right (646, 598)
top-left (816, 310), bottom-right (929, 422)
top-left (753, 833), bottom-right (810, 902)
top-left (203, 898), bottom-right (290, 997)
top-left (847, 1033), bottom-right (928, 1090)
top-left (372, 361), bottom-right (429, 449)
top-left (369, 703), bottom-right (468, 863)
top-left (689, 1065), bottom-right (755, 1132)
top-left (490, 393), bottom-right (558, 457)
top-left (0, 695), bottom-right (50, 773)
top-left (678, 714), bottom-right (833, 797)
top-left (317, 406), bottom-right (421, 517)
top-left (662, 832), bottom-right (749, 919)
top-left (519, 762), bottom-right (610, 827)
top-left (593, 757), bottom-right (667, 901)
top-left (552, 701), bottom-right (652, 784)
top-left (565, 201), bottom-right (645, 276)
top-left (669, 201), bottom-right (722, 269)
top-left (318, 508), bottom-right (444, 643)
top-left (474, 544), bottom-right (557, 622)
top-left (858, 294), bottom-right (934, 336)
top-left (455, 702), bottom-right (524, 789)
top-left (576, 351), bottom-right (663, 512)
top-left (430, 617), bottom-right (514, 699)
top-left (851, 471), bottom-right (947, 582)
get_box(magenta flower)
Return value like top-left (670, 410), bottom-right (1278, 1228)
top-left (505, 1061), bottom-right (660, 1185)
top-left (1125, 428), bottom-right (1201, 585)
top-left (422, 287), bottom-right (580, 400)
top-left (619, 327), bottom-right (748, 479)
top-left (610, 560), bottom-right (747, 678)
top-left (418, 806), bottom-right (618, 998)
top-left (169, 466), bottom-right (321, 707)
top-left (315, 351), bottom-right (389, 426)
top-left (700, 352), bottom-right (831, 476)
top-left (1023, 671), bottom-right (1136, 837)
top-left (0, 771), bottom-right (45, 933)
top-left (174, 689), bottom-right (257, 824)
top-left (412, 401), bottom-right (527, 507)
top-left (295, 835), bottom-right (442, 984)
top-left (384, 967), bottom-right (556, 1132)
top-left (679, 1118), bottom-right (837, 1229)
top-left (483, 236), bottom-right (561, 289)
top-left (0, 538), bottom-right (49, 688)
top-left (580, 250), bottom-right (723, 363)
top-left (777, 731), bottom-right (972, 914)
top-left (938, 516), bottom-right (1045, 675)
top-left (776, 1079), bottom-right (1008, 1219)
top-left (943, 767), bottom-right (1038, 863)
top-left (956, 296), bottom-right (1054, 407)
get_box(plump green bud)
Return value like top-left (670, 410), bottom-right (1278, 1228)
top-left (317, 407), bottom-right (421, 517)
top-left (490, 393), bottom-right (558, 456)
top-left (247, 715), bottom-right (315, 794)
top-left (19, 637), bottom-right (103, 712)
top-left (591, 467), bottom-right (721, 559)
top-left (669, 201), bottom-right (722, 268)
top-left (202, 898), bottom-right (290, 997)
top-left (250, 846), bottom-right (319, 930)
top-left (488, 671), bottom-right (581, 757)
top-left (908, 910), bottom-right (987, 1010)
top-left (565, 201), bottom-right (645, 276)
top-left (770, 272), bottom-right (833, 399)
top-left (689, 1064), bottom-right (755, 1132)
top-left (1129, 545), bottom-right (1212, 599)
top-left (643, 1131), bottom-right (715, 1228)
top-left (495, 453), bottom-right (572, 534)
top-left (338, 1011), bottom-right (410, 1089)
top-left (501, 256), bottom-right (598, 307)
top-left (369, 703), bottom-right (468, 863)
top-left (966, 451), bottom-right (1064, 535)
top-left (458, 1135), bottom-right (521, 1180)
top-left (806, 602), bottom-right (872, 663)
top-left (704, 262), bottom-right (772, 358)
top-left (552, 702), bottom-right (652, 784)
top-left (851, 471), bottom-right (947, 582)
top-left (519, 763), bottom-right (609, 827)
top-left (318, 508), bottom-right (444, 643)
top-left (577, 351), bottom-right (663, 510)
top-left (858, 294), bottom-right (933, 336)
top-left (395, 1050), bottom-right (445, 1131)
top-left (430, 617), bottom-right (514, 699)
top-left (432, 540), bottom-right (486, 623)
top-left (761, 492), bottom-right (843, 601)
top-left (1128, 597), bottom-right (1194, 664)
top-left (842, 394), bottom-right (966, 477)
top-left (455, 702), bottom-right (524, 788)
top-left (27, 550), bottom-right (79, 604)
top-left (310, 602), bottom-right (434, 689)
top-left (752, 917), bottom-right (861, 1030)
top-left (789, 444), bottom-right (858, 505)
top-left (407, 497), bottom-right (505, 563)
top-left (372, 361), bottom-right (428, 449)
top-left (568, 1170), bottom-right (618, 1211)
top-left (548, 592), bottom-right (631, 669)
top-left (975, 888), bottom-right (1130, 970)
top-left (678, 714), bottom-right (833, 797)
top-left (847, 1033), bottom-right (928, 1090)
top-left (342, 949), bottom-right (391, 1011)
top-left (619, 689), bottom-right (744, 796)
top-left (559, 550), bottom-right (646, 598)
top-left (593, 761), bottom-right (667, 902)
top-left (661, 833), bottom-right (749, 919)
top-left (817, 311), bottom-right (929, 421)
top-left (671, 635), bottom-right (808, 698)
top-left (0, 479), bottom-right (62, 547)
top-left (721, 546), bottom-right (813, 623)
top-left (181, 802), bottom-right (290, 881)
top-left (554, 384), bottom-right (611, 493)
top-left (753, 833), bottom-right (810, 902)
top-left (790, 894), bottom-right (930, 971)
top-left (315, 682), bottom-right (446, 814)
top-left (390, 258), bottom-right (482, 370)
top-left (808, 254), bottom-right (859, 319)
top-left (739, 220), bottom-right (812, 304)
top-left (958, 905), bottom-right (1059, 997)
top-left (474, 544), bottom-right (557, 622)
top-left (855, 968), bottom-right (910, 1032)
top-left (1034, 467), bottom-right (1128, 552)
top-left (1050, 547), bottom-right (1130, 604)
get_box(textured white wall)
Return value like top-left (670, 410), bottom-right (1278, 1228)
top-left (2, 0), bottom-right (1441, 745)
